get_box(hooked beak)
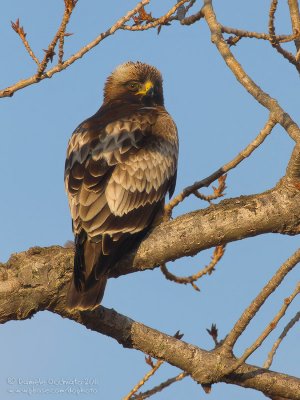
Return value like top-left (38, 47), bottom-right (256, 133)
top-left (136, 80), bottom-right (154, 96)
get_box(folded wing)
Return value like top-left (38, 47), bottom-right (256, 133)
top-left (64, 104), bottom-right (178, 307)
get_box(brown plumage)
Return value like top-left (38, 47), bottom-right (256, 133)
top-left (65, 61), bottom-right (178, 309)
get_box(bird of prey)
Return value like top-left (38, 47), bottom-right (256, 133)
top-left (65, 61), bottom-right (178, 309)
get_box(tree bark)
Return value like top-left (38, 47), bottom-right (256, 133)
top-left (1, 180), bottom-right (299, 282)
top-left (0, 245), bottom-right (299, 399)
top-left (114, 180), bottom-right (300, 276)
top-left (1, 177), bottom-right (300, 398)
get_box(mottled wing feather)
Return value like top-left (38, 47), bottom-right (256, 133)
top-left (65, 105), bottom-right (178, 242)
top-left (106, 142), bottom-right (176, 217)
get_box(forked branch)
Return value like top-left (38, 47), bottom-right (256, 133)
top-left (221, 248), bottom-right (300, 355)
top-left (0, 0), bottom-right (150, 98)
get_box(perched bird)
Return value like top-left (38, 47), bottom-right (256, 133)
top-left (65, 61), bottom-right (179, 309)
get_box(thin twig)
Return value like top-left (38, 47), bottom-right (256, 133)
top-left (58, 1), bottom-right (76, 64)
top-left (0, 0), bottom-right (150, 98)
top-left (268, 0), bottom-right (300, 73)
top-left (123, 359), bottom-right (164, 400)
top-left (122, 0), bottom-right (191, 31)
top-left (184, 0), bottom-right (196, 14)
top-left (125, 331), bottom-right (183, 399)
top-left (264, 311), bottom-right (300, 369)
top-left (131, 372), bottom-right (188, 399)
top-left (272, 43), bottom-right (300, 72)
top-left (287, 0), bottom-right (300, 52)
top-left (11, 19), bottom-right (39, 66)
top-left (164, 115), bottom-right (276, 217)
top-left (221, 248), bottom-right (300, 355)
top-left (193, 175), bottom-right (227, 203)
top-left (207, 324), bottom-right (219, 347)
top-left (222, 117), bottom-right (277, 170)
top-left (202, 0), bottom-right (300, 184)
top-left (58, 34), bottom-right (66, 65)
top-left (269, 0), bottom-right (278, 43)
top-left (180, 9), bottom-right (204, 25)
top-left (58, 32), bottom-right (73, 65)
top-left (37, 0), bottom-right (77, 77)
top-left (223, 282), bottom-right (300, 375)
top-left (160, 245), bottom-right (225, 292)
top-left (202, 0), bottom-right (300, 157)
top-left (222, 26), bottom-right (300, 43)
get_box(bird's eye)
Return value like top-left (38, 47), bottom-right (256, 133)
top-left (127, 82), bottom-right (139, 92)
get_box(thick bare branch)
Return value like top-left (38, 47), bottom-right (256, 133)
top-left (118, 183), bottom-right (300, 277)
top-left (2, 3), bottom-right (300, 398)
top-left (1, 183), bottom-right (299, 284)
top-left (0, 252), bottom-right (300, 399)
top-left (286, 142), bottom-right (300, 183)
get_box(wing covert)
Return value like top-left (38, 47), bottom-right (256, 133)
top-left (65, 105), bottom-right (178, 240)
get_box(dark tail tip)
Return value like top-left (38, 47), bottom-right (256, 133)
top-left (66, 274), bottom-right (108, 311)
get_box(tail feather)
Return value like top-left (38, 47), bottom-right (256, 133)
top-left (66, 230), bottom-right (149, 310)
top-left (66, 273), bottom-right (107, 310)
top-left (66, 236), bottom-right (108, 310)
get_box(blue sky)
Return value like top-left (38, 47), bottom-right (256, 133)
top-left (0, 1), bottom-right (299, 399)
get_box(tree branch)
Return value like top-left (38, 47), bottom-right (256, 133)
top-left (165, 115), bottom-right (276, 217)
top-left (124, 358), bottom-right (164, 400)
top-left (0, 0), bottom-right (150, 98)
top-left (1, 181), bottom-right (299, 285)
top-left (222, 249), bottom-right (300, 355)
top-left (268, 0), bottom-right (300, 74)
top-left (131, 371), bottom-right (188, 399)
top-left (160, 245), bottom-right (225, 292)
top-left (11, 19), bottom-right (40, 66)
top-left (222, 26), bottom-right (300, 43)
top-left (202, 0), bottom-right (300, 142)
top-left (115, 183), bottom-right (300, 277)
top-left (0, 254), bottom-right (299, 399)
top-left (122, 0), bottom-right (192, 31)
top-left (263, 310), bottom-right (300, 369)
top-left (37, 0), bottom-right (77, 77)
top-left (287, 0), bottom-right (300, 53)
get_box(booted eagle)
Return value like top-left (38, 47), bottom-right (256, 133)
top-left (65, 62), bottom-right (178, 309)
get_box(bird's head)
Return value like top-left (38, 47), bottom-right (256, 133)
top-left (103, 61), bottom-right (164, 106)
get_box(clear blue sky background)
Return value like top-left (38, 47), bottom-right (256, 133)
top-left (0, 1), bottom-right (299, 399)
